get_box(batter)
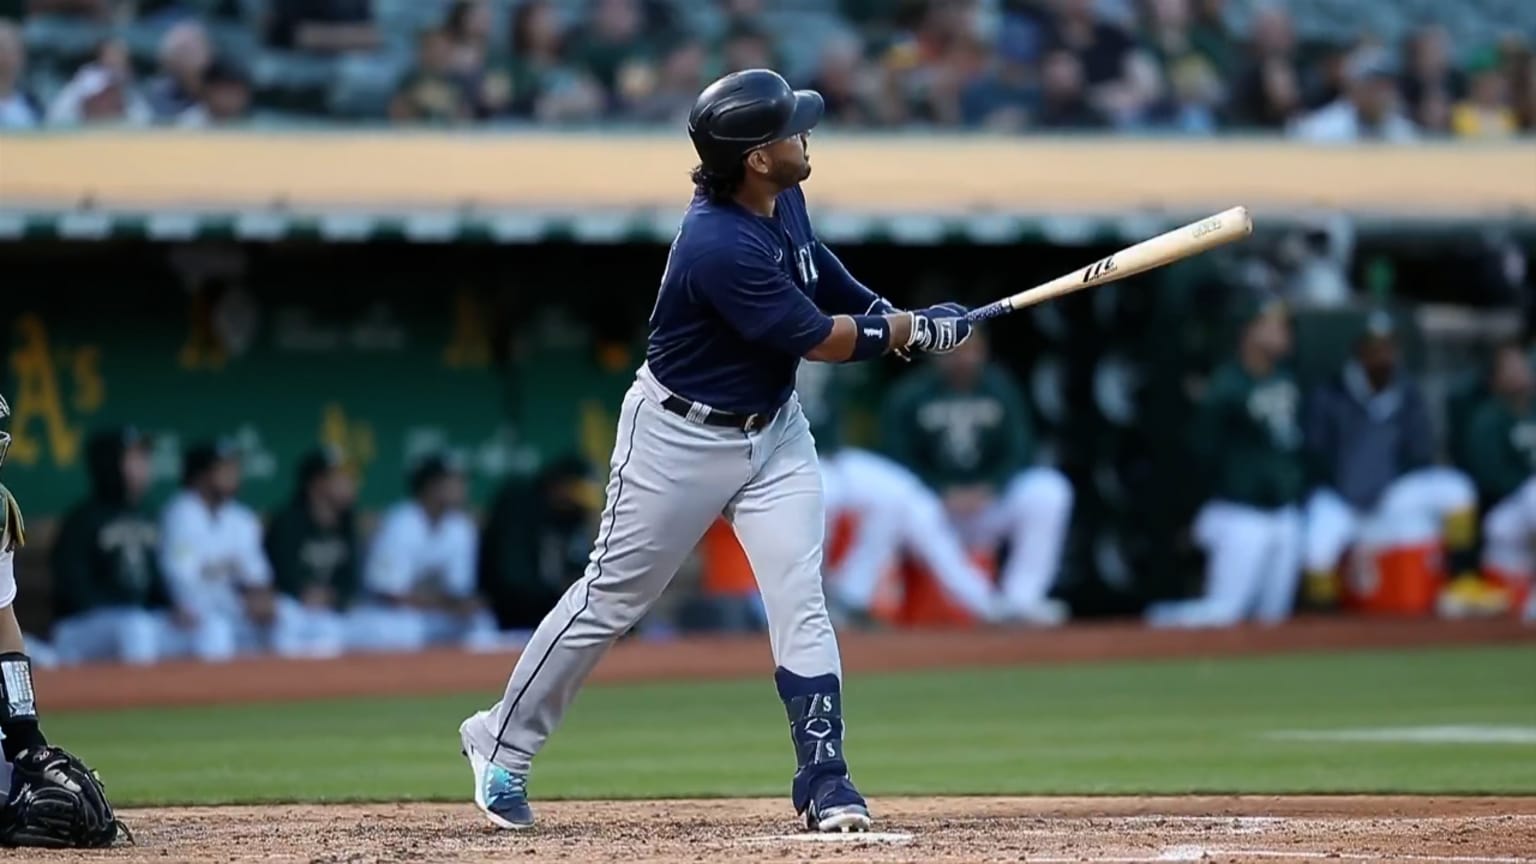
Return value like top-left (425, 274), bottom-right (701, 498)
top-left (459, 69), bottom-right (975, 833)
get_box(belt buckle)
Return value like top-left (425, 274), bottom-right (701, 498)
top-left (742, 413), bottom-right (763, 433)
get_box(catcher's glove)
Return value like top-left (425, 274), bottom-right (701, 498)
top-left (0, 745), bottom-right (130, 848)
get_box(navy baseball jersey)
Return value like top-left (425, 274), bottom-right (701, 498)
top-left (645, 185), bottom-right (882, 415)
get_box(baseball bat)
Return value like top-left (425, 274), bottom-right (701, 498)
top-left (965, 206), bottom-right (1254, 321)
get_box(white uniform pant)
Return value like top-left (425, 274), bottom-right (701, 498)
top-left (1483, 477), bottom-right (1536, 620)
top-left (50, 599), bottom-right (356, 665)
top-left (948, 467), bottom-right (1075, 617)
top-left (819, 448), bottom-right (998, 618)
top-left (1304, 468), bottom-right (1476, 573)
top-left (346, 604), bottom-right (501, 652)
top-left (1146, 501), bottom-right (1303, 627)
top-left (462, 366), bottom-right (843, 773)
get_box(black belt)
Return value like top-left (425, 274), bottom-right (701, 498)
top-left (660, 394), bottom-right (771, 432)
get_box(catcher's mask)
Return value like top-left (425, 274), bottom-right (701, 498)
top-left (0, 394), bottom-right (10, 473)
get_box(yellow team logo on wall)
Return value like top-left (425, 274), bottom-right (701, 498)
top-left (7, 314), bottom-right (104, 467)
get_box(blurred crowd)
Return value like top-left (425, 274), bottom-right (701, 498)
top-left (24, 305), bottom-right (1533, 668)
top-left (0, 0), bottom-right (1532, 138)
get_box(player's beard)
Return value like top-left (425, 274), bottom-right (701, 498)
top-left (768, 155), bottom-right (810, 188)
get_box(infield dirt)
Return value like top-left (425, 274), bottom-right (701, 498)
top-left (32, 796), bottom-right (1536, 864)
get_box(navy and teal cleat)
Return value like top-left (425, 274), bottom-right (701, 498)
top-left (459, 714), bottom-right (534, 830)
top-left (805, 774), bottom-right (872, 832)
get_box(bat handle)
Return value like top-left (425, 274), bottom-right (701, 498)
top-left (965, 299), bottom-right (1014, 322)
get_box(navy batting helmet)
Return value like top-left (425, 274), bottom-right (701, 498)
top-left (688, 69), bottom-right (824, 177)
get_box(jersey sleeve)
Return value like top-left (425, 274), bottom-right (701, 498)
top-left (440, 514), bottom-right (480, 599)
top-left (234, 505), bottom-right (274, 588)
top-left (1463, 403), bottom-right (1522, 503)
top-left (692, 238), bottom-right (834, 357)
top-left (159, 498), bottom-right (205, 610)
top-left (812, 241), bottom-right (887, 315)
top-left (363, 507), bottom-right (418, 598)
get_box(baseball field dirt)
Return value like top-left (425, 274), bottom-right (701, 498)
top-left (38, 617), bottom-right (1536, 862)
top-left (27, 796), bottom-right (1536, 863)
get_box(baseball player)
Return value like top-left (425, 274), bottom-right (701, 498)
top-left (1145, 293), bottom-right (1305, 628)
top-left (1300, 311), bottom-right (1480, 608)
top-left (1464, 340), bottom-right (1536, 620)
top-left (0, 395), bottom-right (127, 848)
top-left (797, 360), bottom-right (1005, 624)
top-left (458, 68), bottom-right (975, 833)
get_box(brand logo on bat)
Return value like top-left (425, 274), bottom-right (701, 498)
top-left (1082, 256), bottom-right (1118, 283)
top-left (1191, 217), bottom-right (1223, 239)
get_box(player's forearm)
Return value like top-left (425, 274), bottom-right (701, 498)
top-left (0, 604), bottom-right (24, 654)
top-left (805, 314), bottom-right (912, 363)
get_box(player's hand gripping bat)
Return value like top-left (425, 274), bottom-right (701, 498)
top-left (965, 206), bottom-right (1254, 321)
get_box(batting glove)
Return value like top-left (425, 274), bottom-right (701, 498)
top-left (906, 303), bottom-right (973, 354)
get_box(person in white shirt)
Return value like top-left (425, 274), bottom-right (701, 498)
top-left (1290, 49), bottom-right (1418, 143)
top-left (158, 440), bottom-right (281, 660)
top-left (349, 454), bottom-right (497, 652)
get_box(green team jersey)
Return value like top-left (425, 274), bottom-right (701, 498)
top-left (1460, 398), bottom-right (1536, 504)
top-left (880, 364), bottom-right (1033, 491)
top-left (264, 502), bottom-right (362, 610)
top-left (1195, 362), bottom-right (1304, 508)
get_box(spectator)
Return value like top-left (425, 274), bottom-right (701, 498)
top-left (45, 40), bottom-right (152, 127)
top-left (49, 427), bottom-right (169, 666)
top-left (721, 22), bottom-right (775, 75)
top-left (1145, 293), bottom-right (1304, 628)
top-left (810, 35), bottom-right (877, 127)
top-left (158, 439), bottom-right (281, 660)
top-left (1137, 0), bottom-right (1224, 96)
top-left (1142, 50), bottom-right (1221, 133)
top-left (1036, 49), bottom-right (1108, 128)
top-left (390, 28), bottom-right (475, 125)
top-left (350, 454), bottom-right (498, 652)
top-left (266, 0), bottom-right (381, 53)
top-left (1499, 36), bottom-right (1536, 132)
top-left (1451, 52), bottom-right (1518, 139)
top-left (145, 20), bottom-right (213, 122)
top-left (177, 59), bottom-right (252, 126)
top-left (624, 38), bottom-right (705, 124)
top-left (1045, 0), bottom-right (1158, 125)
top-left (263, 447), bottom-right (358, 659)
top-left (444, 0), bottom-right (495, 76)
top-left (1300, 311), bottom-right (1482, 610)
top-left (1290, 48), bottom-right (1417, 143)
top-left (881, 328), bottom-right (1075, 625)
top-left (477, 454), bottom-right (600, 634)
top-left (959, 36), bottom-right (1034, 130)
top-left (800, 362), bottom-right (1002, 627)
top-left (0, 21), bottom-right (41, 129)
top-left (479, 0), bottom-right (603, 122)
top-left (1399, 26), bottom-right (1462, 134)
top-left (1224, 4), bottom-right (1301, 130)
top-left (1187, 0), bottom-right (1234, 79)
top-left (1463, 341), bottom-right (1536, 620)
top-left (570, 0), bottom-right (652, 98)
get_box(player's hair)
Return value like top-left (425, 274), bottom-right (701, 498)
top-left (691, 163), bottom-right (743, 204)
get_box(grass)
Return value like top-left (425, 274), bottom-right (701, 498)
top-left (46, 644), bottom-right (1536, 806)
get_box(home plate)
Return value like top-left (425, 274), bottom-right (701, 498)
top-left (739, 831), bottom-right (915, 845)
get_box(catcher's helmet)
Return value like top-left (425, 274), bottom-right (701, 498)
top-left (688, 68), bottom-right (824, 177)
top-left (0, 394), bottom-right (10, 472)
